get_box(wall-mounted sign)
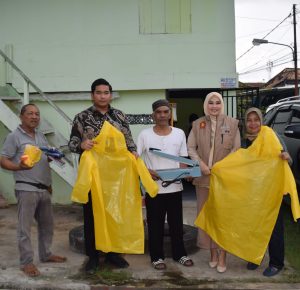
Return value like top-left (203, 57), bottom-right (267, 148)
top-left (220, 77), bottom-right (237, 88)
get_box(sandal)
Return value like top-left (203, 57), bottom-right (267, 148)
top-left (152, 258), bottom-right (166, 270)
top-left (44, 254), bottom-right (67, 263)
top-left (178, 256), bottom-right (194, 267)
top-left (21, 263), bottom-right (40, 277)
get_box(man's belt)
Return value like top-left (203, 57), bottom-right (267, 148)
top-left (16, 181), bottom-right (50, 191)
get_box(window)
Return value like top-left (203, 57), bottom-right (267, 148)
top-left (263, 110), bottom-right (275, 125)
top-left (290, 108), bottom-right (300, 124)
top-left (139, 0), bottom-right (191, 34)
top-left (271, 110), bottom-right (292, 134)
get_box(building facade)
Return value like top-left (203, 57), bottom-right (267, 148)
top-left (0, 0), bottom-right (237, 203)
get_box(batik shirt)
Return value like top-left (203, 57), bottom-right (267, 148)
top-left (68, 105), bottom-right (136, 154)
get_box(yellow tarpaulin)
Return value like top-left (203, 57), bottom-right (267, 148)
top-left (195, 126), bottom-right (300, 264)
top-left (71, 121), bottom-right (158, 254)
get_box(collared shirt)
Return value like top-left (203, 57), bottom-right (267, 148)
top-left (1, 125), bottom-right (52, 191)
top-left (68, 105), bottom-right (136, 154)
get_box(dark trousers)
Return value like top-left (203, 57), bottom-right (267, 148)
top-left (268, 203), bottom-right (284, 269)
top-left (145, 191), bottom-right (187, 262)
top-left (83, 192), bottom-right (99, 259)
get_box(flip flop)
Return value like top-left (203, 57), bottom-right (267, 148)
top-left (21, 263), bottom-right (40, 277)
top-left (177, 256), bottom-right (194, 267)
top-left (152, 259), bottom-right (166, 270)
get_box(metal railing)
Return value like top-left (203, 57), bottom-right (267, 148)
top-left (0, 49), bottom-right (72, 124)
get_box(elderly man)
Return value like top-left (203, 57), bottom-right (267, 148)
top-left (0, 103), bottom-right (66, 277)
top-left (137, 99), bottom-right (193, 270)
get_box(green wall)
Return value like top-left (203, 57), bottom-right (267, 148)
top-left (34, 89), bottom-right (165, 141)
top-left (0, 0), bottom-right (237, 204)
top-left (0, 0), bottom-right (236, 92)
top-left (0, 122), bottom-right (15, 203)
top-left (0, 89), bottom-right (165, 204)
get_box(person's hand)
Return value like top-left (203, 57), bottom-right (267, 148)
top-left (131, 151), bottom-right (139, 159)
top-left (185, 176), bottom-right (193, 182)
top-left (199, 160), bottom-right (210, 176)
top-left (148, 169), bottom-right (160, 180)
top-left (280, 151), bottom-right (291, 162)
top-left (18, 158), bottom-right (32, 170)
top-left (80, 139), bottom-right (95, 151)
top-left (180, 162), bottom-right (193, 181)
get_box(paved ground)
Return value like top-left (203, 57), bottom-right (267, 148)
top-left (0, 186), bottom-right (300, 289)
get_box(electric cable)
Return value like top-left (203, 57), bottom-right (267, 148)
top-left (236, 12), bottom-right (292, 61)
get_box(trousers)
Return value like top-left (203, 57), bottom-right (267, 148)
top-left (83, 192), bottom-right (99, 258)
top-left (268, 203), bottom-right (284, 269)
top-left (145, 191), bottom-right (187, 262)
top-left (15, 190), bottom-right (53, 266)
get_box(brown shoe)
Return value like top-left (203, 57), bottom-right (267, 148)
top-left (44, 255), bottom-right (67, 263)
top-left (21, 263), bottom-right (40, 277)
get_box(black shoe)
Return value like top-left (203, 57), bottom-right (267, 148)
top-left (247, 262), bottom-right (259, 270)
top-left (105, 253), bottom-right (129, 268)
top-left (263, 266), bottom-right (281, 277)
top-left (84, 257), bottom-right (99, 272)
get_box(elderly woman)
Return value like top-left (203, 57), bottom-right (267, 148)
top-left (242, 107), bottom-right (291, 277)
top-left (187, 92), bottom-right (240, 273)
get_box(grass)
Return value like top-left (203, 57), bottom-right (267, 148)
top-left (72, 265), bottom-right (133, 286)
top-left (283, 201), bottom-right (300, 276)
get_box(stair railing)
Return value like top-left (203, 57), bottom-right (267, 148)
top-left (0, 49), bottom-right (78, 179)
top-left (0, 49), bottom-right (72, 124)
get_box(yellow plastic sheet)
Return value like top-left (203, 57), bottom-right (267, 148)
top-left (195, 126), bottom-right (300, 264)
top-left (21, 144), bottom-right (42, 167)
top-left (71, 121), bottom-right (158, 253)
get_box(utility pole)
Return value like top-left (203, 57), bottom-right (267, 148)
top-left (293, 4), bottom-right (298, 96)
top-left (267, 61), bottom-right (273, 81)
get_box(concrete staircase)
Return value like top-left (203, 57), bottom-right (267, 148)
top-left (0, 50), bottom-right (77, 187)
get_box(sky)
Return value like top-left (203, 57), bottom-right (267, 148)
top-left (235, 0), bottom-right (300, 83)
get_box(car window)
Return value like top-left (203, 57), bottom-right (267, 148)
top-left (290, 109), bottom-right (300, 124)
top-left (271, 110), bottom-right (292, 134)
top-left (263, 109), bottom-right (274, 125)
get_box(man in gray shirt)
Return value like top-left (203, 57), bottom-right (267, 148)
top-left (0, 104), bottom-right (66, 277)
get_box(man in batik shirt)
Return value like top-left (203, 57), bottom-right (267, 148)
top-left (69, 78), bottom-right (137, 271)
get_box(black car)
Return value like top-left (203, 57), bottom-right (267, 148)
top-left (264, 97), bottom-right (300, 187)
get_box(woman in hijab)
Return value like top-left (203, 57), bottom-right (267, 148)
top-left (187, 92), bottom-right (240, 273)
top-left (242, 107), bottom-right (291, 277)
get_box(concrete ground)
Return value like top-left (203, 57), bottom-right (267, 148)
top-left (0, 186), bottom-right (300, 289)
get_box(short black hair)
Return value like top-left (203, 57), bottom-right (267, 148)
top-left (91, 78), bottom-right (112, 93)
top-left (20, 103), bottom-right (38, 115)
